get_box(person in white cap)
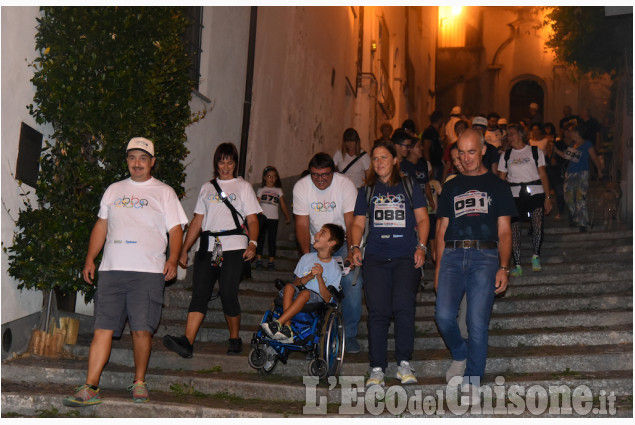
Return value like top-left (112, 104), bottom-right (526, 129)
top-left (63, 137), bottom-right (187, 407)
top-left (444, 105), bottom-right (462, 145)
top-left (471, 116), bottom-right (501, 174)
top-left (529, 102), bottom-right (543, 126)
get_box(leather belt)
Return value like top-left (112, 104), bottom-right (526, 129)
top-left (445, 240), bottom-right (498, 250)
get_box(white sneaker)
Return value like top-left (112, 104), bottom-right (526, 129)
top-left (396, 361), bottom-right (417, 384)
top-left (461, 383), bottom-right (481, 406)
top-left (365, 367), bottom-right (385, 387)
top-left (445, 359), bottom-right (467, 383)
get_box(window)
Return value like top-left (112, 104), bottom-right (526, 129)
top-left (183, 7), bottom-right (204, 90)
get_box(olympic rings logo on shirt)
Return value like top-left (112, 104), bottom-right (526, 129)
top-left (371, 193), bottom-right (405, 204)
top-left (114, 195), bottom-right (149, 208)
top-left (208, 192), bottom-right (237, 203)
top-left (311, 201), bottom-right (337, 212)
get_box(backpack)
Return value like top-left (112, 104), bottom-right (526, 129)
top-left (503, 145), bottom-right (540, 170)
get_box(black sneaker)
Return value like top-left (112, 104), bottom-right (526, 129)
top-left (261, 319), bottom-right (281, 338)
top-left (579, 226), bottom-right (588, 233)
top-left (274, 325), bottom-right (294, 344)
top-left (163, 335), bottom-right (193, 358)
top-left (227, 338), bottom-right (242, 355)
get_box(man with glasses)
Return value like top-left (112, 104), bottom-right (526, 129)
top-left (293, 152), bottom-right (362, 353)
top-left (392, 128), bottom-right (413, 161)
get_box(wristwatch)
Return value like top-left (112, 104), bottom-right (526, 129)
top-left (499, 266), bottom-right (510, 273)
top-left (349, 245), bottom-right (360, 252)
top-left (249, 240), bottom-right (258, 247)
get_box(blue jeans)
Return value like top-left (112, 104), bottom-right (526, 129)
top-left (435, 248), bottom-right (498, 381)
top-left (325, 244), bottom-right (363, 338)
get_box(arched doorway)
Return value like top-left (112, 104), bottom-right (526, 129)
top-left (509, 79), bottom-right (544, 124)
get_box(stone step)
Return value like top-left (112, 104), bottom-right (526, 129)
top-left (149, 309), bottom-right (633, 350)
top-left (162, 285), bottom-right (632, 315)
top-left (2, 346), bottom-right (632, 401)
top-left (3, 372), bottom-right (632, 418)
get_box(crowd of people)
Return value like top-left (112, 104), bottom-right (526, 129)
top-left (63, 100), bottom-right (606, 408)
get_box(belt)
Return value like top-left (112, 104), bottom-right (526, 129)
top-left (445, 240), bottom-right (498, 250)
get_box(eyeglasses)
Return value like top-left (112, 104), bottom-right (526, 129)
top-left (310, 171), bottom-right (333, 179)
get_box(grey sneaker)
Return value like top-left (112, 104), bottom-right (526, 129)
top-left (445, 359), bottom-right (467, 383)
top-left (365, 367), bottom-right (385, 388)
top-left (396, 360), bottom-right (417, 384)
top-left (261, 319), bottom-right (281, 338)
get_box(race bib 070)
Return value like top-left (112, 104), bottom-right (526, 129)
top-left (454, 190), bottom-right (489, 217)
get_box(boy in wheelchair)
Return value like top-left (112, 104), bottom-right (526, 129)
top-left (261, 223), bottom-right (345, 344)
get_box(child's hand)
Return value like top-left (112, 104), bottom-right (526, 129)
top-left (311, 263), bottom-right (323, 277)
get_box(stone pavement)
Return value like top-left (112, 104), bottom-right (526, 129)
top-left (2, 184), bottom-right (632, 418)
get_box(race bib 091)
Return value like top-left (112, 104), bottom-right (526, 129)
top-left (454, 190), bottom-right (489, 217)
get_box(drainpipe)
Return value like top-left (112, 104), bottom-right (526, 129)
top-left (238, 6), bottom-right (258, 178)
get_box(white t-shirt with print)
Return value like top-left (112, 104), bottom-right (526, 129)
top-left (498, 145), bottom-right (546, 197)
top-left (195, 178), bottom-right (262, 252)
top-left (257, 186), bottom-right (284, 220)
top-left (98, 177), bottom-right (187, 273)
top-left (333, 150), bottom-right (370, 188)
top-left (292, 173), bottom-right (357, 240)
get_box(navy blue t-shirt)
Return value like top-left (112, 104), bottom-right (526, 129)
top-left (400, 159), bottom-right (429, 192)
top-left (354, 178), bottom-right (427, 258)
top-left (437, 172), bottom-right (516, 242)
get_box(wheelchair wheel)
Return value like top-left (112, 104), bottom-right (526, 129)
top-left (257, 345), bottom-right (279, 375)
top-left (248, 346), bottom-right (267, 369)
top-left (319, 307), bottom-right (345, 377)
top-left (308, 358), bottom-right (328, 379)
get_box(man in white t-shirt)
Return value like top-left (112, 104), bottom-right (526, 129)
top-left (293, 152), bottom-right (362, 353)
top-left (64, 137), bottom-right (187, 407)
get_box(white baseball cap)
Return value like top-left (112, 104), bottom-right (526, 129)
top-left (450, 106), bottom-right (461, 115)
top-left (472, 116), bottom-right (488, 128)
top-left (126, 137), bottom-right (155, 157)
top-left (529, 102), bottom-right (539, 110)
top-left (498, 117), bottom-right (508, 125)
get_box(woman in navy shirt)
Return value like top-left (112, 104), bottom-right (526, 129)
top-left (347, 140), bottom-right (430, 388)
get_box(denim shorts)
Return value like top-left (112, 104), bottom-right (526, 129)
top-left (278, 285), bottom-right (325, 305)
top-left (93, 270), bottom-right (164, 337)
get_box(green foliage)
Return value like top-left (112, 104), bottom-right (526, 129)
top-left (542, 6), bottom-right (633, 76)
top-left (6, 6), bottom-right (196, 301)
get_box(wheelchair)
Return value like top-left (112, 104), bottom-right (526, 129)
top-left (248, 280), bottom-right (345, 380)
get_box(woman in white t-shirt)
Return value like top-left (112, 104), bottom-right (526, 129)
top-left (163, 143), bottom-right (261, 357)
top-left (498, 124), bottom-right (552, 278)
top-left (333, 127), bottom-right (370, 188)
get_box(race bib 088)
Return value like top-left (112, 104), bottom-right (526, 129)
top-left (454, 190), bottom-right (489, 217)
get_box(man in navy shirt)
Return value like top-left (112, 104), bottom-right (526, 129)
top-left (434, 128), bottom-right (516, 406)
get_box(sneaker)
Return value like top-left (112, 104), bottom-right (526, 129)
top-left (255, 260), bottom-right (263, 270)
top-left (445, 359), bottom-right (467, 383)
top-left (531, 255), bottom-right (542, 272)
top-left (396, 360), bottom-right (417, 384)
top-left (274, 325), bottom-right (294, 344)
top-left (127, 380), bottom-right (149, 403)
top-left (163, 335), bottom-right (193, 358)
top-left (366, 367), bottom-right (385, 388)
top-left (461, 383), bottom-right (481, 406)
top-left (261, 319), bottom-right (281, 338)
top-left (579, 226), bottom-right (587, 233)
top-left (510, 265), bottom-right (522, 278)
top-left (62, 384), bottom-right (102, 407)
top-left (345, 337), bottom-right (361, 354)
top-left (227, 338), bottom-right (242, 355)
top-left (267, 262), bottom-right (275, 270)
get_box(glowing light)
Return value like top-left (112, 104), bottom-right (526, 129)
top-left (452, 6), bottom-right (462, 16)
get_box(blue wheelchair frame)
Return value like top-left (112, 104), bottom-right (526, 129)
top-left (248, 285), bottom-right (345, 380)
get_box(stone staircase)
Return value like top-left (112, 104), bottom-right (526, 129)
top-left (2, 209), bottom-right (632, 417)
